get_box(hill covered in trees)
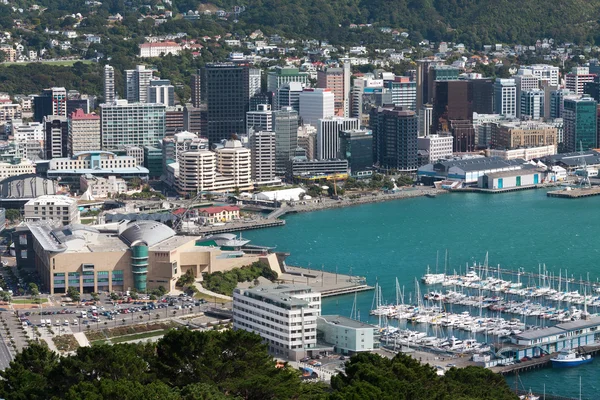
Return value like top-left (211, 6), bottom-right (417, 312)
top-left (0, 328), bottom-right (517, 400)
top-left (208, 0), bottom-right (600, 47)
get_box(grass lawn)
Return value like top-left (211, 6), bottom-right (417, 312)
top-left (12, 298), bottom-right (48, 304)
top-left (0, 60), bottom-right (94, 67)
top-left (52, 334), bottom-right (80, 352)
top-left (194, 292), bottom-right (230, 304)
top-left (85, 321), bottom-right (175, 342)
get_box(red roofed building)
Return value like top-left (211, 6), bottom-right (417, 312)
top-left (198, 205), bottom-right (240, 224)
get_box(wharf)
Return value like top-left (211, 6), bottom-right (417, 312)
top-left (547, 186), bottom-right (600, 198)
top-left (181, 219), bottom-right (285, 235)
top-left (280, 266), bottom-right (373, 298)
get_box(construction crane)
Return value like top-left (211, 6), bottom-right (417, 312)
top-left (172, 190), bottom-right (228, 232)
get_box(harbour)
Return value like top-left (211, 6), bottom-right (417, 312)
top-left (242, 188), bottom-right (600, 399)
top-left (547, 186), bottom-right (600, 198)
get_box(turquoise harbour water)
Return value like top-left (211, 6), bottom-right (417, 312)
top-left (243, 189), bottom-right (600, 399)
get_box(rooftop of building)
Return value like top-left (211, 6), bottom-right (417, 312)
top-left (139, 41), bottom-right (180, 48)
top-left (199, 205), bottom-right (240, 214)
top-left (433, 157), bottom-right (526, 172)
top-left (542, 151), bottom-right (600, 166)
top-left (25, 195), bottom-right (76, 207)
top-left (119, 220), bottom-right (176, 247)
top-left (498, 121), bottom-right (556, 130)
top-left (69, 109), bottom-right (99, 120)
top-left (483, 166), bottom-right (539, 179)
top-left (150, 234), bottom-right (196, 251)
top-left (513, 316), bottom-right (600, 341)
top-left (236, 283), bottom-right (316, 308)
top-left (319, 315), bottom-right (376, 329)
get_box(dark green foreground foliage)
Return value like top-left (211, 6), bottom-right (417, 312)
top-left (0, 329), bottom-right (516, 400)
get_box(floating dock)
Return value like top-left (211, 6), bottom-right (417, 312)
top-left (547, 186), bottom-right (600, 198)
top-left (181, 219), bottom-right (285, 235)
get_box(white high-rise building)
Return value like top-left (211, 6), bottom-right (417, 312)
top-left (104, 65), bottom-right (115, 103)
top-left (494, 79), bottom-right (517, 118)
top-left (177, 150), bottom-right (216, 194)
top-left (147, 79), bottom-right (175, 107)
top-left (518, 65), bottom-right (560, 87)
top-left (565, 67), bottom-right (596, 95)
top-left (249, 131), bottom-right (276, 184)
top-left (343, 62), bottom-right (351, 117)
top-left (233, 284), bottom-right (321, 359)
top-left (68, 109), bottom-right (101, 154)
top-left (246, 104), bottom-right (273, 133)
top-left (418, 103), bottom-right (433, 137)
top-left (520, 89), bottom-right (545, 121)
top-left (418, 134), bottom-right (453, 163)
top-left (125, 65), bottom-right (154, 103)
top-left (316, 117), bottom-right (360, 160)
top-left (514, 70), bottom-right (540, 118)
top-left (249, 68), bottom-right (262, 99)
top-left (299, 88), bottom-right (335, 125)
top-left (216, 139), bottom-right (252, 190)
top-left (100, 100), bottom-right (166, 150)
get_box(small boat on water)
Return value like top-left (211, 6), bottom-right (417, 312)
top-left (425, 193), bottom-right (436, 198)
top-left (519, 389), bottom-right (540, 400)
top-left (550, 349), bottom-right (593, 368)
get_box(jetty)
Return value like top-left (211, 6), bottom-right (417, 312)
top-left (181, 219), bottom-right (285, 235)
top-left (280, 266), bottom-right (373, 298)
top-left (547, 186), bottom-right (600, 198)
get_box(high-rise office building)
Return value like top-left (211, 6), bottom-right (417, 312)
top-left (520, 89), bottom-right (545, 120)
top-left (371, 106), bottom-right (418, 172)
top-left (317, 66), bottom-right (349, 117)
top-left (246, 104), bottom-right (273, 133)
top-left (147, 79), bottom-right (175, 107)
top-left (385, 77), bottom-right (416, 111)
top-left (470, 79), bottom-right (495, 114)
top-left (202, 63), bottom-right (250, 144)
top-left (297, 124), bottom-right (317, 160)
top-left (565, 67), bottom-right (596, 95)
top-left (339, 129), bottom-right (373, 175)
top-left (275, 82), bottom-right (304, 111)
top-left (34, 87), bottom-right (67, 122)
top-left (514, 70), bottom-right (540, 118)
top-left (190, 72), bottom-right (202, 108)
top-left (125, 65), bottom-right (154, 103)
top-left (433, 80), bottom-right (472, 132)
top-left (549, 89), bottom-right (572, 119)
top-left (316, 117), bottom-right (360, 160)
top-left (427, 65), bottom-right (459, 107)
top-left (66, 98), bottom-right (90, 115)
top-left (165, 105), bottom-right (185, 136)
top-left (267, 66), bottom-right (309, 93)
top-left (68, 109), bottom-right (101, 155)
top-left (273, 107), bottom-right (298, 174)
top-left (249, 131), bottom-right (276, 184)
top-left (418, 104), bottom-right (433, 137)
top-left (563, 97), bottom-right (598, 152)
top-left (183, 104), bottom-right (206, 135)
top-left (43, 115), bottom-right (68, 159)
top-left (298, 88), bottom-right (335, 125)
top-left (104, 65), bottom-right (115, 103)
top-left (100, 100), bottom-right (166, 150)
top-left (494, 79), bottom-right (517, 118)
top-left (249, 68), bottom-right (262, 100)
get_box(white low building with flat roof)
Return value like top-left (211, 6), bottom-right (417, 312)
top-left (24, 195), bottom-right (80, 225)
top-left (317, 315), bottom-right (378, 355)
top-left (252, 187), bottom-right (306, 202)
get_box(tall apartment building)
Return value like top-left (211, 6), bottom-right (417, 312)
top-left (514, 70), bottom-right (540, 118)
top-left (418, 104), bottom-right (433, 137)
top-left (246, 104), bottom-right (273, 133)
top-left (563, 97), bottom-right (598, 152)
top-left (297, 124), bottom-right (317, 160)
top-left (494, 79), bottom-right (517, 118)
top-left (317, 65), bottom-right (350, 117)
top-left (104, 65), bottom-right (115, 103)
top-left (298, 88), bottom-right (335, 125)
top-left (202, 63), bottom-right (250, 144)
top-left (275, 82), bottom-right (305, 111)
top-left (100, 100), bottom-right (166, 150)
top-left (68, 109), bottom-right (101, 155)
top-left (491, 121), bottom-right (557, 149)
top-left (267, 66), bottom-right (309, 92)
top-left (520, 89), bottom-right (545, 121)
top-left (273, 107), bottom-right (298, 175)
top-left (215, 139), bottom-right (252, 190)
top-left (44, 116), bottom-right (68, 159)
top-left (190, 73), bottom-right (201, 108)
top-left (177, 150), bottom-right (216, 194)
top-left (385, 77), bottom-right (416, 111)
top-left (233, 284), bottom-right (321, 359)
top-left (147, 79), bottom-right (175, 107)
top-left (371, 106), bottom-right (418, 172)
top-left (518, 64), bottom-right (560, 86)
top-left (34, 87), bottom-right (68, 122)
top-left (316, 117), bottom-right (360, 160)
top-left (249, 68), bottom-right (262, 100)
top-left (165, 105), bottom-right (185, 136)
top-left (249, 131), bottom-right (276, 184)
top-left (125, 65), bottom-right (154, 103)
top-left (566, 67), bottom-right (596, 95)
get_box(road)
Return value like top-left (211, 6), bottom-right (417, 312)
top-left (0, 334), bottom-right (12, 370)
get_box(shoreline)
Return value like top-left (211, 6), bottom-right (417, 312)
top-left (284, 187), bottom-right (446, 215)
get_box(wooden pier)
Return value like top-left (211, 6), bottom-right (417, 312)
top-left (547, 186), bottom-right (600, 198)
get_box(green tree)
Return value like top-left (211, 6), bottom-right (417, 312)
top-left (28, 283), bottom-right (39, 299)
top-left (91, 292), bottom-right (99, 302)
top-left (5, 209), bottom-right (20, 222)
top-left (67, 287), bottom-right (80, 302)
top-left (0, 344), bottom-right (59, 400)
